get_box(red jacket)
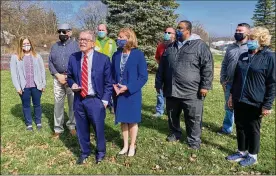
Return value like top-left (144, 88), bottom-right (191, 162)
top-left (155, 43), bottom-right (166, 64)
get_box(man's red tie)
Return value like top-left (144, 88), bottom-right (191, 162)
top-left (81, 54), bottom-right (88, 98)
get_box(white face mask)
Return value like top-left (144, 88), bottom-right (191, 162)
top-left (22, 45), bottom-right (31, 51)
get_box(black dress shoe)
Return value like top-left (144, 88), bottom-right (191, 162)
top-left (76, 156), bottom-right (88, 165)
top-left (96, 157), bottom-right (104, 164)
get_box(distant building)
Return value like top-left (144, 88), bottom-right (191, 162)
top-left (211, 40), bottom-right (235, 51)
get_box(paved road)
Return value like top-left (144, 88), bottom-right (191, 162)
top-left (0, 53), bottom-right (49, 70)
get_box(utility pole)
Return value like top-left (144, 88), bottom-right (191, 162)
top-left (230, 22), bottom-right (233, 41)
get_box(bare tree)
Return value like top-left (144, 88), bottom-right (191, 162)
top-left (1, 1), bottom-right (58, 49)
top-left (192, 21), bottom-right (209, 42)
top-left (76, 1), bottom-right (107, 30)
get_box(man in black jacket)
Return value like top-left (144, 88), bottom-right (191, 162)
top-left (155, 20), bottom-right (214, 149)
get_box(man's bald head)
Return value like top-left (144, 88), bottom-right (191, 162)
top-left (98, 24), bottom-right (108, 33)
top-left (165, 27), bottom-right (175, 34)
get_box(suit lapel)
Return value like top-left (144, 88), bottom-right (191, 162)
top-left (122, 49), bottom-right (133, 79)
top-left (91, 51), bottom-right (99, 91)
top-left (92, 51), bottom-right (98, 74)
top-left (124, 49), bottom-right (133, 71)
top-left (117, 51), bottom-right (122, 81)
top-left (76, 52), bottom-right (82, 84)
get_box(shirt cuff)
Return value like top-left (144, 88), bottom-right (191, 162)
top-left (101, 100), bottom-right (108, 105)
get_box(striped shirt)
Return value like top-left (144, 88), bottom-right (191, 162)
top-left (24, 55), bottom-right (36, 88)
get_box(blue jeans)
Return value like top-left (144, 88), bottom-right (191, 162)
top-left (20, 87), bottom-right (42, 126)
top-left (155, 90), bottom-right (165, 115)
top-left (222, 83), bottom-right (234, 133)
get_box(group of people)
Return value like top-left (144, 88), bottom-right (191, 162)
top-left (10, 20), bottom-right (275, 167)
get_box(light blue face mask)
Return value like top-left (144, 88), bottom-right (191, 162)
top-left (247, 40), bottom-right (259, 50)
top-left (163, 33), bottom-right (171, 41)
top-left (98, 31), bottom-right (106, 38)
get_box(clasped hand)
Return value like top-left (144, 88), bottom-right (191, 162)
top-left (113, 84), bottom-right (128, 96)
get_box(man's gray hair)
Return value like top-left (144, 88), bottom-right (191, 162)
top-left (80, 30), bottom-right (96, 41)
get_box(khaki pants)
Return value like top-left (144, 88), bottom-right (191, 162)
top-left (53, 77), bottom-right (75, 133)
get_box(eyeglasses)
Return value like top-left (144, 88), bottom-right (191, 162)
top-left (78, 38), bottom-right (93, 43)
top-left (164, 32), bottom-right (175, 34)
top-left (57, 30), bottom-right (69, 35)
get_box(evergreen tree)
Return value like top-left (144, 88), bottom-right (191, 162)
top-left (102, 0), bottom-right (179, 62)
top-left (252, 0), bottom-right (275, 50)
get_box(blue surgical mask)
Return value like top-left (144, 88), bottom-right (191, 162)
top-left (176, 30), bottom-right (183, 41)
top-left (98, 31), bottom-right (106, 38)
top-left (116, 39), bottom-right (127, 48)
top-left (247, 40), bottom-right (259, 50)
top-left (163, 33), bottom-right (171, 41)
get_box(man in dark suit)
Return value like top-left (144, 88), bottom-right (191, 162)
top-left (67, 30), bottom-right (113, 164)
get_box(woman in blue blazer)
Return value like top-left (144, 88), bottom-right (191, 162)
top-left (10, 36), bottom-right (46, 131)
top-left (112, 28), bottom-right (148, 156)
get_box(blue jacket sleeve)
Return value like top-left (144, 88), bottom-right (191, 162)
top-left (102, 56), bottom-right (113, 102)
top-left (126, 52), bottom-right (148, 95)
top-left (67, 54), bottom-right (75, 88)
top-left (111, 53), bottom-right (117, 84)
top-left (262, 52), bottom-right (276, 110)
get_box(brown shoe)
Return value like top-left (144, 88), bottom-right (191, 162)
top-left (70, 129), bottom-right (77, 136)
top-left (52, 132), bottom-right (60, 139)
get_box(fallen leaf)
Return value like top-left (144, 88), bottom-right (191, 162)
top-left (189, 156), bottom-right (196, 162)
top-left (189, 153), bottom-right (197, 162)
top-left (110, 156), bottom-right (116, 163)
top-left (124, 162), bottom-right (130, 167)
top-left (152, 164), bottom-right (161, 170)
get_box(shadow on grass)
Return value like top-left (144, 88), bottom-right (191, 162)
top-left (10, 103), bottom-right (121, 158)
top-left (201, 138), bottom-right (234, 154)
top-left (141, 104), bottom-right (168, 134)
top-left (202, 121), bottom-right (236, 140)
top-left (140, 103), bottom-right (188, 143)
top-left (9, 103), bottom-right (55, 130)
top-left (10, 104), bottom-right (24, 122)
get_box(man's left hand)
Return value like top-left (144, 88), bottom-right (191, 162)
top-left (200, 89), bottom-right (208, 97)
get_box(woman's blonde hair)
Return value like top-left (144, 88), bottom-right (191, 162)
top-left (118, 28), bottom-right (138, 50)
top-left (249, 27), bottom-right (271, 47)
top-left (16, 36), bottom-right (37, 60)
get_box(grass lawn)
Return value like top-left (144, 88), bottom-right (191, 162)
top-left (1, 55), bottom-right (275, 174)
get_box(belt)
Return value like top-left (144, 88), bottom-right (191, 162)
top-left (84, 94), bottom-right (97, 99)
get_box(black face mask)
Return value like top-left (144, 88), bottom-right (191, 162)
top-left (59, 35), bottom-right (69, 42)
top-left (234, 33), bottom-right (245, 41)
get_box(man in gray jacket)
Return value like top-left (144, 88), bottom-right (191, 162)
top-left (49, 23), bottom-right (79, 138)
top-left (155, 20), bottom-right (213, 149)
top-left (218, 23), bottom-right (250, 135)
